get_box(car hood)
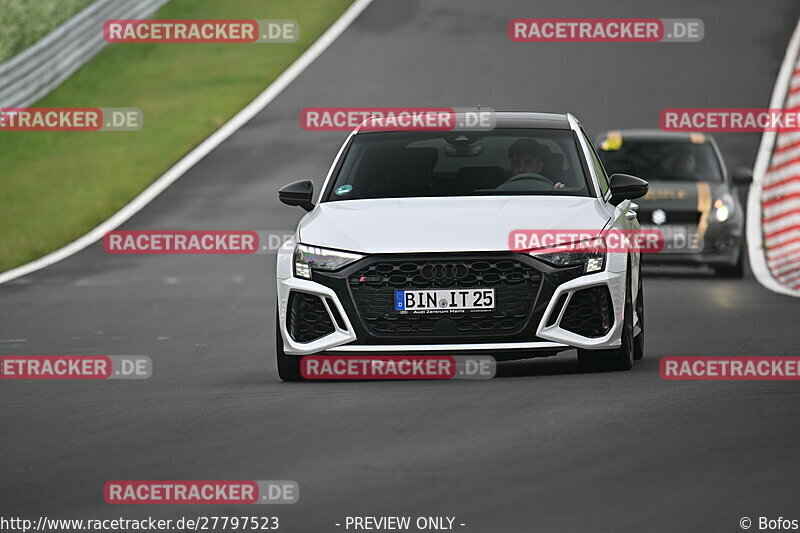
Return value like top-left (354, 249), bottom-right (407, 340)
top-left (636, 180), bottom-right (729, 212)
top-left (298, 196), bottom-right (612, 254)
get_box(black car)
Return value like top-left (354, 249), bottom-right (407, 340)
top-left (596, 130), bottom-right (751, 277)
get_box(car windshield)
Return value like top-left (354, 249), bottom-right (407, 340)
top-left (596, 139), bottom-right (724, 182)
top-left (322, 128), bottom-right (592, 201)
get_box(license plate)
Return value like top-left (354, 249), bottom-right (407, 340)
top-left (394, 289), bottom-right (495, 311)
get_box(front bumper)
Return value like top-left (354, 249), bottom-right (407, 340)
top-left (277, 248), bottom-right (627, 356)
top-left (643, 220), bottom-right (743, 267)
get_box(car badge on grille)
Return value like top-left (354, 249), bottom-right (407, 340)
top-left (420, 263), bottom-right (468, 281)
top-left (651, 209), bottom-right (667, 225)
top-left (351, 275), bottom-right (383, 284)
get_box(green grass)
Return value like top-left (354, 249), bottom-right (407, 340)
top-left (0, 0), bottom-right (95, 62)
top-left (0, 0), bottom-right (353, 272)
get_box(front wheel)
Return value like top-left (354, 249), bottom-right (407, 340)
top-left (577, 273), bottom-right (635, 372)
top-left (275, 314), bottom-right (303, 382)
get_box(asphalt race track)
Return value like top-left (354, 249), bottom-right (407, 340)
top-left (3, 1), bottom-right (800, 531)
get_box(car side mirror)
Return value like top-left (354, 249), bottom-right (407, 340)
top-left (731, 167), bottom-right (753, 185)
top-left (609, 173), bottom-right (649, 205)
top-left (279, 180), bottom-right (315, 212)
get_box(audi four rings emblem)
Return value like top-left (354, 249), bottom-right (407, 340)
top-left (420, 263), bottom-right (469, 280)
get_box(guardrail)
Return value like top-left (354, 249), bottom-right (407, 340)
top-left (0, 0), bottom-right (170, 108)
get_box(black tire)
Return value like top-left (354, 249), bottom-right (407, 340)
top-left (578, 272), bottom-right (635, 372)
top-left (275, 314), bottom-right (304, 382)
top-left (633, 272), bottom-right (645, 360)
top-left (714, 244), bottom-right (745, 278)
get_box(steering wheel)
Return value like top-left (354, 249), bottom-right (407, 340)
top-left (501, 173), bottom-right (554, 187)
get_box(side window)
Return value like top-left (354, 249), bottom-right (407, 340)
top-left (580, 127), bottom-right (610, 196)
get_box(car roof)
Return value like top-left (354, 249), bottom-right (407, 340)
top-left (357, 111), bottom-right (573, 133)
top-left (490, 111), bottom-right (572, 129)
top-left (595, 129), bottom-right (714, 143)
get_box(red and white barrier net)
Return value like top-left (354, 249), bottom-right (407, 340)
top-left (749, 19), bottom-right (800, 296)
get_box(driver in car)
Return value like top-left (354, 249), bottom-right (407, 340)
top-left (672, 150), bottom-right (700, 180)
top-left (505, 138), bottom-right (566, 189)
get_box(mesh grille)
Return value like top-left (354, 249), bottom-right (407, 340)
top-left (288, 291), bottom-right (335, 343)
top-left (347, 257), bottom-right (541, 339)
top-left (560, 286), bottom-right (613, 338)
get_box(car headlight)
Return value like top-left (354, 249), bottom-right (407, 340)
top-left (530, 237), bottom-right (606, 274)
top-left (294, 244), bottom-right (363, 279)
top-left (714, 193), bottom-right (735, 222)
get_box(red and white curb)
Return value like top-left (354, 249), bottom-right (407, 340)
top-left (0, 0), bottom-right (373, 285)
top-left (748, 17), bottom-right (800, 296)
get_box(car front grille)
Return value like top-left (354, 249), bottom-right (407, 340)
top-left (346, 256), bottom-right (542, 340)
top-left (640, 210), bottom-right (701, 226)
top-left (560, 286), bottom-right (613, 338)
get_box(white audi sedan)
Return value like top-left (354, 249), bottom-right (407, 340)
top-left (275, 112), bottom-right (647, 380)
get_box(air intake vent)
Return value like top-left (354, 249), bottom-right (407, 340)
top-left (288, 292), bottom-right (335, 343)
top-left (561, 286), bottom-right (613, 338)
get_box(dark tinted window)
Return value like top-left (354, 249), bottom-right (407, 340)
top-left (323, 129), bottom-right (591, 201)
top-left (596, 138), bottom-right (723, 182)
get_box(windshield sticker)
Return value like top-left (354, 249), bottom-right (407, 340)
top-left (600, 131), bottom-right (622, 150)
top-left (335, 184), bottom-right (353, 195)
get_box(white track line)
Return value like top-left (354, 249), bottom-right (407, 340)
top-left (747, 16), bottom-right (800, 297)
top-left (0, 0), bottom-right (373, 285)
